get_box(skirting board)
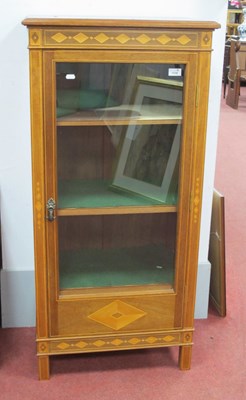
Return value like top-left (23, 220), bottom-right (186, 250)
top-left (195, 261), bottom-right (211, 319)
top-left (0, 261), bottom-right (211, 327)
top-left (0, 269), bottom-right (35, 328)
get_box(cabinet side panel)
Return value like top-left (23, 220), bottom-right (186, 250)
top-left (29, 50), bottom-right (48, 338)
top-left (173, 53), bottom-right (198, 328)
top-left (182, 51), bottom-right (212, 328)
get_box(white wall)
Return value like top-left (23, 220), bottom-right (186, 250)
top-left (0, 1), bottom-right (227, 326)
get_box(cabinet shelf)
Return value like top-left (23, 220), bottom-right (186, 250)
top-left (57, 104), bottom-right (182, 127)
top-left (57, 179), bottom-right (177, 215)
top-left (58, 205), bottom-right (177, 216)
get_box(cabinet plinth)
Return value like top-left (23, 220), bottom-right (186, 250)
top-left (22, 18), bottom-right (219, 379)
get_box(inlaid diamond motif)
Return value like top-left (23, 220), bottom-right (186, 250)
top-left (194, 196), bottom-right (200, 206)
top-left (57, 342), bottom-right (70, 350)
top-left (163, 335), bottom-right (175, 342)
top-left (95, 33), bottom-right (109, 43)
top-left (116, 34), bottom-right (130, 44)
top-left (75, 341), bottom-right (88, 349)
top-left (93, 340), bottom-right (106, 347)
top-left (88, 300), bottom-right (146, 330)
top-left (177, 35), bottom-right (191, 45)
top-left (36, 201), bottom-right (42, 212)
top-left (128, 338), bottom-right (141, 345)
top-left (156, 34), bottom-right (172, 45)
top-left (73, 33), bottom-right (89, 43)
top-left (136, 34), bottom-right (151, 44)
top-left (51, 33), bottom-right (67, 43)
top-left (146, 336), bottom-right (158, 344)
top-left (111, 339), bottom-right (123, 346)
top-left (32, 33), bottom-right (39, 43)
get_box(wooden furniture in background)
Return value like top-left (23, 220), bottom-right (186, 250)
top-left (227, 8), bottom-right (243, 38)
top-left (223, 40), bottom-right (231, 98)
top-left (22, 18), bottom-right (219, 379)
top-left (226, 39), bottom-right (246, 108)
top-left (237, 40), bottom-right (246, 73)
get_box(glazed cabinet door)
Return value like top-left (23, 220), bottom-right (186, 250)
top-left (43, 50), bottom-right (198, 339)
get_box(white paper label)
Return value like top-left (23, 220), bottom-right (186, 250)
top-left (168, 68), bottom-right (182, 77)
top-left (65, 74), bottom-right (76, 80)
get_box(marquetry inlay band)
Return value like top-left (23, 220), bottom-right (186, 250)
top-left (37, 331), bottom-right (192, 356)
top-left (37, 327), bottom-right (194, 356)
top-left (44, 29), bottom-right (198, 49)
top-left (27, 28), bottom-right (215, 50)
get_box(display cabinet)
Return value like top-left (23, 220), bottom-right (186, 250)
top-left (22, 18), bottom-right (219, 379)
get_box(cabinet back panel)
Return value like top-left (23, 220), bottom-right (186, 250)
top-left (57, 126), bottom-right (115, 180)
top-left (58, 213), bottom-right (177, 250)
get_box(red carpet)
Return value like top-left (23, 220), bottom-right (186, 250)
top-left (0, 89), bottom-right (246, 399)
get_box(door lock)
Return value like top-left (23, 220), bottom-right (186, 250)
top-left (46, 198), bottom-right (56, 222)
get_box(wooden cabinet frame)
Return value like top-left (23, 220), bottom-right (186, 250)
top-left (22, 18), bottom-right (219, 379)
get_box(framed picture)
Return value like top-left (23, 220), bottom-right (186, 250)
top-left (111, 76), bottom-right (183, 203)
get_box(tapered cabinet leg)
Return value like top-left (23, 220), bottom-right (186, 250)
top-left (179, 345), bottom-right (192, 370)
top-left (38, 355), bottom-right (50, 380)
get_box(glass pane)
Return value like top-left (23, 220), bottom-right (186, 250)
top-left (58, 214), bottom-right (177, 289)
top-left (55, 62), bottom-right (183, 290)
top-left (56, 63), bottom-right (184, 118)
top-left (56, 62), bottom-right (184, 208)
